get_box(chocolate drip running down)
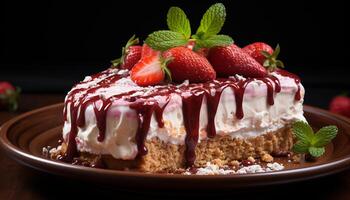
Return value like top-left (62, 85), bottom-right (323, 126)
top-left (61, 68), bottom-right (301, 167)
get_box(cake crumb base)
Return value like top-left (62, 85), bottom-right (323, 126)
top-left (49, 126), bottom-right (295, 173)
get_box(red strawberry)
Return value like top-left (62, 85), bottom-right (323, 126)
top-left (162, 47), bottom-right (216, 83)
top-left (185, 41), bottom-right (209, 57)
top-left (130, 47), bottom-right (170, 86)
top-left (196, 48), bottom-right (209, 57)
top-left (207, 44), bottom-right (267, 78)
top-left (111, 35), bottom-right (142, 70)
top-left (185, 40), bottom-right (196, 50)
top-left (243, 42), bottom-right (273, 65)
top-left (329, 95), bottom-right (350, 118)
top-left (243, 43), bottom-right (284, 72)
top-left (141, 44), bottom-right (160, 58)
top-left (0, 81), bottom-right (20, 111)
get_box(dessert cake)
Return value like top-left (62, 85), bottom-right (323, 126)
top-left (49, 3), bottom-right (307, 173)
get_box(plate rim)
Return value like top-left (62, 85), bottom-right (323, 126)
top-left (1, 103), bottom-right (350, 184)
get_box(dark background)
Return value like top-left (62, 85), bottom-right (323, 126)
top-left (0, 0), bottom-right (346, 108)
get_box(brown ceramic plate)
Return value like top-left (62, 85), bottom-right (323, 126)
top-left (1, 103), bottom-right (350, 189)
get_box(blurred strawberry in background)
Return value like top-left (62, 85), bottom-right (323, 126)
top-left (329, 94), bottom-right (350, 118)
top-left (0, 81), bottom-right (21, 111)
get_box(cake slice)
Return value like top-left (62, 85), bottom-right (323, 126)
top-left (50, 3), bottom-right (306, 173)
top-left (52, 67), bottom-right (305, 172)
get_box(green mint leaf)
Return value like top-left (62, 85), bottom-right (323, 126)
top-left (292, 141), bottom-right (310, 154)
top-left (312, 125), bottom-right (338, 147)
top-left (145, 30), bottom-right (188, 51)
top-left (308, 146), bottom-right (325, 157)
top-left (292, 121), bottom-right (314, 142)
top-left (196, 3), bottom-right (226, 38)
top-left (167, 7), bottom-right (191, 39)
top-left (196, 34), bottom-right (233, 48)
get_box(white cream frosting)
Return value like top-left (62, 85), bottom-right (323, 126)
top-left (63, 71), bottom-right (306, 160)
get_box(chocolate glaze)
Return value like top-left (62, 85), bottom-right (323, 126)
top-left (275, 69), bottom-right (301, 101)
top-left (182, 91), bottom-right (205, 166)
top-left (131, 102), bottom-right (161, 156)
top-left (61, 68), bottom-right (302, 167)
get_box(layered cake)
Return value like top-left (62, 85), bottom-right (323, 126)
top-left (49, 3), bottom-right (307, 173)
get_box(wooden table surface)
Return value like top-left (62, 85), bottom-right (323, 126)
top-left (1, 94), bottom-right (350, 200)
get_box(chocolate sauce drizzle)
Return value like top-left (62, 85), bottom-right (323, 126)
top-left (61, 68), bottom-right (301, 167)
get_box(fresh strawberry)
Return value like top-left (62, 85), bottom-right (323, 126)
top-left (207, 44), bottom-right (267, 78)
top-left (185, 40), bottom-right (196, 50)
top-left (196, 47), bottom-right (209, 57)
top-left (0, 81), bottom-right (20, 111)
top-left (243, 42), bottom-right (273, 65)
top-left (162, 47), bottom-right (216, 83)
top-left (141, 44), bottom-right (160, 58)
top-left (111, 35), bottom-right (142, 70)
top-left (185, 41), bottom-right (209, 57)
top-left (243, 43), bottom-right (284, 72)
top-left (130, 47), bottom-right (170, 86)
top-left (329, 95), bottom-right (350, 118)
top-left (121, 46), bottom-right (142, 69)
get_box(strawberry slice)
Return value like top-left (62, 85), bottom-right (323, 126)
top-left (131, 46), bottom-right (171, 86)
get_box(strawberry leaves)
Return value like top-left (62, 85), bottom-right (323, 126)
top-left (0, 85), bottom-right (21, 112)
top-left (145, 3), bottom-right (233, 51)
top-left (262, 44), bottom-right (285, 72)
top-left (292, 121), bottom-right (338, 158)
top-left (161, 57), bottom-right (173, 82)
top-left (111, 35), bottom-right (139, 67)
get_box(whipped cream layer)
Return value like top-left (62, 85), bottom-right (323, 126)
top-left (62, 68), bottom-right (305, 160)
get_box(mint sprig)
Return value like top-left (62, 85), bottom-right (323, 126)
top-left (193, 3), bottom-right (233, 49)
top-left (167, 7), bottom-right (191, 39)
top-left (195, 3), bottom-right (226, 38)
top-left (194, 34), bottom-right (233, 50)
top-left (145, 3), bottom-right (233, 51)
top-left (292, 121), bottom-right (338, 158)
top-left (145, 30), bottom-right (188, 51)
top-left (145, 6), bottom-right (191, 51)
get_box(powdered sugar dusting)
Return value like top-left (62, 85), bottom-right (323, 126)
top-left (184, 162), bottom-right (284, 175)
top-left (195, 163), bottom-right (235, 175)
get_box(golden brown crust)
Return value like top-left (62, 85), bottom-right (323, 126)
top-left (55, 126), bottom-right (294, 172)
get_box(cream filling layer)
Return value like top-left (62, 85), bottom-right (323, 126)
top-left (63, 73), bottom-right (305, 160)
